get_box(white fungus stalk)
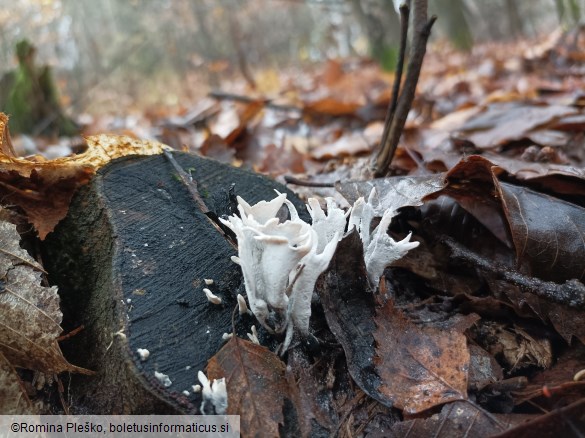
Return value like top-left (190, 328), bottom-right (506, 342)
top-left (349, 188), bottom-right (419, 288)
top-left (237, 294), bottom-right (250, 315)
top-left (198, 371), bottom-right (228, 415)
top-left (154, 371), bottom-right (172, 387)
top-left (203, 288), bottom-right (222, 305)
top-left (137, 348), bottom-right (150, 361)
top-left (221, 189), bottom-right (418, 352)
top-left (247, 325), bottom-right (260, 345)
top-left (230, 255), bottom-right (241, 265)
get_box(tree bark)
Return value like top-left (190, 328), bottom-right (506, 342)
top-left (44, 152), bottom-right (309, 414)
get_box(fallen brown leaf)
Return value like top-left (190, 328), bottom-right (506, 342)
top-left (207, 336), bottom-right (289, 438)
top-left (458, 103), bottom-right (577, 149)
top-left (390, 401), bottom-right (535, 437)
top-left (374, 300), bottom-right (470, 414)
top-left (0, 219), bottom-right (89, 375)
top-left (0, 352), bottom-right (34, 414)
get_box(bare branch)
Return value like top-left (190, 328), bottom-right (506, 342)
top-left (373, 0), bottom-right (436, 177)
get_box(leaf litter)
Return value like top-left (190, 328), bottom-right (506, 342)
top-left (1, 23), bottom-right (585, 437)
top-left (0, 216), bottom-right (90, 413)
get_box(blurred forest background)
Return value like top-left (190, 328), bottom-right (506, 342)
top-left (2, 0), bottom-right (579, 111)
top-left (0, 0), bottom-right (583, 139)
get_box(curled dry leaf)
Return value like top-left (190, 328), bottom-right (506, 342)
top-left (0, 219), bottom-right (89, 374)
top-left (0, 116), bottom-right (167, 238)
top-left (457, 103), bottom-right (577, 149)
top-left (207, 336), bottom-right (289, 437)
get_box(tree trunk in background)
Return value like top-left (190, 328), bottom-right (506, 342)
top-left (555, 0), bottom-right (582, 26)
top-left (349, 0), bottom-right (400, 70)
top-left (505, 0), bottom-right (524, 37)
top-left (433, 0), bottom-right (474, 50)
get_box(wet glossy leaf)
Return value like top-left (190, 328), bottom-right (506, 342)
top-left (492, 398), bottom-right (585, 438)
top-left (441, 155), bottom-right (585, 282)
top-left (316, 230), bottom-right (387, 405)
top-left (497, 182), bottom-right (585, 282)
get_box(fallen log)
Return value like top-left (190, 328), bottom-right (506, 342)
top-left (44, 152), bottom-right (308, 414)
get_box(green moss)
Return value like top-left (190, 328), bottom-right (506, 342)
top-left (2, 39), bottom-right (78, 136)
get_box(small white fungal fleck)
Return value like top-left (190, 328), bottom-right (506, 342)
top-left (154, 371), bottom-right (172, 387)
top-left (144, 243), bottom-right (149, 247)
top-left (137, 348), bottom-right (150, 361)
top-left (237, 294), bottom-right (250, 315)
top-left (204, 278), bottom-right (214, 285)
top-left (182, 390), bottom-right (190, 396)
top-left (198, 371), bottom-right (228, 415)
top-left (230, 255), bottom-right (241, 265)
top-left (185, 365), bottom-right (192, 370)
top-left (126, 298), bottom-right (132, 304)
top-left (192, 384), bottom-right (201, 393)
top-left (247, 325), bottom-right (260, 345)
top-left (222, 332), bottom-right (233, 341)
top-left (203, 288), bottom-right (222, 305)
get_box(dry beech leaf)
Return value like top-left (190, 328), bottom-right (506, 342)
top-left (310, 131), bottom-right (373, 160)
top-left (0, 220), bottom-right (89, 374)
top-left (373, 300), bottom-right (470, 414)
top-left (0, 352), bottom-right (34, 414)
top-left (0, 113), bottom-right (16, 156)
top-left (0, 118), bottom-right (166, 238)
top-left (209, 101), bottom-right (264, 144)
top-left (207, 336), bottom-right (289, 438)
top-left (458, 103), bottom-right (577, 149)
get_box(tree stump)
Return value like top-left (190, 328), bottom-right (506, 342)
top-left (44, 152), bottom-right (308, 414)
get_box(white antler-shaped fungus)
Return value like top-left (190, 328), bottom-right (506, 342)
top-left (221, 188), bottom-right (418, 352)
top-left (349, 188), bottom-right (419, 288)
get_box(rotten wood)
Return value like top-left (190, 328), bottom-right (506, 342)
top-left (43, 152), bottom-right (308, 414)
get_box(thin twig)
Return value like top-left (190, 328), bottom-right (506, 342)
top-left (283, 175), bottom-right (335, 188)
top-left (208, 91), bottom-right (302, 113)
top-left (443, 236), bottom-right (585, 309)
top-left (379, 3), bottom-right (410, 151)
top-left (373, 0), bottom-right (436, 177)
top-left (164, 150), bottom-right (237, 248)
top-left (164, 149), bottom-right (209, 214)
